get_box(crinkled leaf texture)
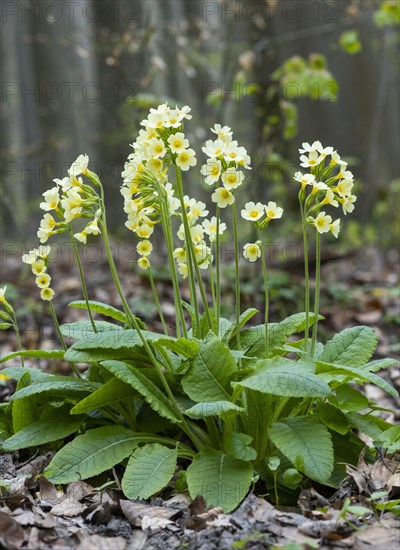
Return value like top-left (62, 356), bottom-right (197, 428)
top-left (100, 360), bottom-right (181, 424)
top-left (184, 401), bottom-right (244, 419)
top-left (187, 448), bottom-right (253, 512)
top-left (269, 416), bottom-right (334, 483)
top-left (181, 336), bottom-right (237, 402)
top-left (70, 377), bottom-right (133, 415)
top-left (241, 312), bottom-right (320, 355)
top-left (2, 407), bottom-right (83, 451)
top-left (122, 443), bottom-right (177, 500)
top-left (319, 326), bottom-right (378, 367)
top-left (0, 350), bottom-right (64, 364)
top-left (68, 300), bottom-right (127, 323)
top-left (44, 426), bottom-right (140, 484)
top-left (235, 357), bottom-right (331, 398)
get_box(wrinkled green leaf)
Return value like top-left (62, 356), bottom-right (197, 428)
top-left (122, 443), bottom-right (177, 499)
top-left (101, 360), bottom-right (181, 424)
top-left (184, 401), bottom-right (244, 419)
top-left (68, 300), bottom-right (127, 323)
top-left (182, 336), bottom-right (237, 402)
top-left (235, 357), bottom-right (330, 398)
top-left (187, 448), bottom-right (253, 512)
top-left (44, 426), bottom-right (139, 483)
top-left (269, 416), bottom-right (334, 483)
top-left (319, 327), bottom-right (378, 368)
top-left (224, 432), bottom-right (257, 462)
top-left (70, 377), bottom-right (133, 414)
top-left (2, 407), bottom-right (84, 451)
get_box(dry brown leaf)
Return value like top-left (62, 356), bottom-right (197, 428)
top-left (120, 500), bottom-right (179, 528)
top-left (50, 499), bottom-right (86, 517)
top-left (77, 532), bottom-right (127, 550)
top-left (0, 511), bottom-right (25, 549)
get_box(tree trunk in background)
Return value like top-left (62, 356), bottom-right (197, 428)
top-left (1, 0), bottom-right (398, 239)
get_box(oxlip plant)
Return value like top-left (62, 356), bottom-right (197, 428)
top-left (0, 105), bottom-right (399, 512)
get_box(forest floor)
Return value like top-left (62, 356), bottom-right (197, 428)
top-left (0, 244), bottom-right (399, 549)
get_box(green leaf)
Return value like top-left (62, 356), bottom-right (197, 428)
top-left (335, 384), bottom-right (369, 411)
top-left (100, 360), bottom-right (181, 424)
top-left (44, 426), bottom-right (139, 483)
top-left (319, 327), bottom-right (378, 368)
top-left (241, 313), bottom-right (321, 356)
top-left (2, 407), bottom-right (84, 451)
top-left (0, 367), bottom-right (71, 384)
top-left (181, 336), bottom-right (237, 402)
top-left (70, 378), bottom-right (133, 415)
top-left (345, 412), bottom-right (384, 441)
top-left (223, 308), bottom-right (258, 344)
top-left (122, 443), bottom-right (177, 499)
top-left (235, 357), bottom-right (330, 398)
top-left (0, 350), bottom-right (64, 364)
top-left (9, 380), bottom-right (99, 402)
top-left (224, 432), bottom-right (257, 462)
top-left (184, 401), bottom-right (244, 419)
top-left (359, 358), bottom-right (399, 373)
top-left (12, 372), bottom-right (37, 432)
top-left (318, 362), bottom-right (398, 398)
top-left (65, 329), bottom-right (169, 364)
top-left (245, 390), bottom-right (273, 457)
top-left (68, 300), bottom-right (127, 323)
top-left (61, 321), bottom-right (122, 340)
top-left (155, 338), bottom-right (200, 358)
top-left (318, 403), bottom-right (349, 435)
top-left (269, 416), bottom-right (334, 483)
top-left (187, 448), bottom-right (253, 512)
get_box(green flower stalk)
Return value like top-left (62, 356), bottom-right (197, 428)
top-left (242, 201), bottom-right (284, 356)
top-left (0, 287), bottom-right (24, 367)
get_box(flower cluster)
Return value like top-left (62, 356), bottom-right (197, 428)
top-left (21, 246), bottom-right (55, 301)
top-left (201, 124), bottom-right (251, 208)
top-left (37, 154), bottom-right (102, 245)
top-left (294, 141), bottom-right (357, 237)
top-left (121, 104), bottom-right (195, 269)
top-left (241, 201), bottom-right (284, 262)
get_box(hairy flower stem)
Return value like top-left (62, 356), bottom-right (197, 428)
top-left (232, 202), bottom-right (241, 351)
top-left (13, 317), bottom-right (24, 368)
top-left (300, 198), bottom-right (310, 355)
top-left (209, 259), bottom-right (216, 313)
top-left (215, 207), bottom-right (221, 332)
top-left (159, 200), bottom-right (187, 338)
top-left (175, 165), bottom-right (213, 332)
top-left (49, 300), bottom-right (81, 379)
top-left (311, 233), bottom-right (321, 357)
top-left (68, 226), bottom-right (97, 333)
top-left (100, 189), bottom-right (202, 449)
top-left (258, 228), bottom-right (269, 356)
top-left (147, 268), bottom-right (168, 336)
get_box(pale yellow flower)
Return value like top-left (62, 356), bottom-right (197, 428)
top-left (221, 168), bottom-right (244, 190)
top-left (167, 132), bottom-right (189, 153)
top-left (138, 257), bottom-right (151, 270)
top-left (31, 260), bottom-right (46, 275)
top-left (40, 287), bottom-right (55, 301)
top-left (176, 149), bottom-right (197, 171)
top-left (40, 187), bottom-right (60, 212)
top-left (137, 240), bottom-right (153, 257)
top-left (265, 201), bottom-right (283, 219)
top-left (241, 202), bottom-right (265, 221)
top-left (36, 273), bottom-right (51, 288)
top-left (243, 243), bottom-right (261, 262)
top-left (313, 212), bottom-right (332, 234)
top-left (211, 187), bottom-right (234, 208)
top-left (330, 219), bottom-right (340, 238)
top-left (0, 286), bottom-right (6, 303)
